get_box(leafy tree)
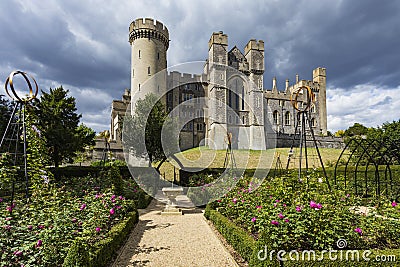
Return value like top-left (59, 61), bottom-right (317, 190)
top-left (36, 86), bottom-right (95, 167)
top-left (334, 129), bottom-right (345, 137)
top-left (344, 123), bottom-right (368, 137)
top-left (0, 95), bottom-right (13, 151)
top-left (123, 93), bottom-right (177, 166)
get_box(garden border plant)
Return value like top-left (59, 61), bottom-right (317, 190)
top-left (63, 209), bottom-right (139, 267)
top-left (205, 203), bottom-right (400, 267)
top-left (204, 170), bottom-right (400, 267)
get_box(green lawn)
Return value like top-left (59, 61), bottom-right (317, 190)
top-left (156, 146), bottom-right (345, 181)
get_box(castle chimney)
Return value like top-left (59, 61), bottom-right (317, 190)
top-left (296, 74), bottom-right (299, 83)
top-left (285, 79), bottom-right (289, 91)
top-left (272, 77), bottom-right (277, 90)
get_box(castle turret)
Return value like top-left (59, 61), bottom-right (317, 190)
top-left (313, 67), bottom-right (327, 135)
top-left (244, 39), bottom-right (265, 149)
top-left (129, 18), bottom-right (169, 111)
top-left (206, 31), bottom-right (228, 149)
top-left (244, 39), bottom-right (264, 89)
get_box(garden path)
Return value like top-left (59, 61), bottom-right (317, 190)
top-left (112, 192), bottom-right (238, 267)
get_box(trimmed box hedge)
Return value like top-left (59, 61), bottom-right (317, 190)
top-left (205, 204), bottom-right (400, 267)
top-left (63, 210), bottom-right (139, 267)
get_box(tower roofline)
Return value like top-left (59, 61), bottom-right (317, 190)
top-left (129, 18), bottom-right (169, 49)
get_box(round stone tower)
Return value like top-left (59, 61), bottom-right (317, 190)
top-left (129, 18), bottom-right (169, 111)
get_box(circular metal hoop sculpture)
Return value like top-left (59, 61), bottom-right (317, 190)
top-left (286, 85), bottom-right (331, 190)
top-left (5, 70), bottom-right (38, 103)
top-left (290, 85), bottom-right (315, 112)
top-left (1, 70), bottom-right (38, 214)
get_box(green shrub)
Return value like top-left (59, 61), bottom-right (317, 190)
top-left (206, 203), bottom-right (400, 267)
top-left (205, 204), bottom-right (256, 262)
top-left (63, 238), bottom-right (90, 267)
top-left (63, 210), bottom-right (139, 267)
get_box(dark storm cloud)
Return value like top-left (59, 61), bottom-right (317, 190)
top-left (0, 0), bottom-right (398, 133)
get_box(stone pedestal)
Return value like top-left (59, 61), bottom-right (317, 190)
top-left (161, 187), bottom-right (184, 215)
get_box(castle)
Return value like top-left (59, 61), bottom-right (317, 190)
top-left (109, 18), bottom-right (328, 153)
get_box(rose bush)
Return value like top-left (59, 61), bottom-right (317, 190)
top-left (213, 171), bottom-right (400, 251)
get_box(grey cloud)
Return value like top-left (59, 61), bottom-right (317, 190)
top-left (1, 0), bottom-right (399, 133)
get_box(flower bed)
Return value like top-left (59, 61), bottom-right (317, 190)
top-left (206, 171), bottom-right (400, 266)
top-left (0, 166), bottom-right (149, 266)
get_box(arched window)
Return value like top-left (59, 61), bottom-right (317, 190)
top-left (310, 105), bottom-right (315, 113)
top-left (285, 111), bottom-right (291, 126)
top-left (273, 110), bottom-right (279, 125)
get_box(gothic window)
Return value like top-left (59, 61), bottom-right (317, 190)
top-left (279, 100), bottom-right (285, 107)
top-left (285, 111), bottom-right (291, 126)
top-left (273, 110), bottom-right (279, 125)
top-left (311, 118), bottom-right (316, 127)
top-left (197, 123), bottom-right (203, 131)
top-left (138, 84), bottom-right (141, 91)
top-left (228, 90), bottom-right (232, 107)
top-left (235, 93), bottom-right (239, 110)
top-left (310, 105), bottom-right (316, 113)
top-left (241, 86), bottom-right (245, 110)
top-left (228, 114), bottom-right (232, 124)
top-left (148, 66), bottom-right (151, 75)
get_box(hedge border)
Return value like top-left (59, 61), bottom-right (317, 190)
top-left (63, 210), bottom-right (139, 267)
top-left (205, 204), bottom-right (400, 267)
top-left (136, 193), bottom-right (153, 209)
top-left (204, 204), bottom-right (256, 262)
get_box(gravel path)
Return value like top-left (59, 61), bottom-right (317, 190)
top-left (112, 193), bottom-right (238, 267)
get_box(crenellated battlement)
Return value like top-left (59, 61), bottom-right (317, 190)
top-left (244, 39), bottom-right (264, 54)
top-left (208, 31), bottom-right (228, 49)
top-left (129, 18), bottom-right (169, 49)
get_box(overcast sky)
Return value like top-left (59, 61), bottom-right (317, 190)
top-left (0, 0), bottom-right (399, 133)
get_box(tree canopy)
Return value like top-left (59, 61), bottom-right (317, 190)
top-left (0, 95), bottom-right (13, 148)
top-left (36, 86), bottom-right (95, 167)
top-left (123, 93), bottom-right (177, 166)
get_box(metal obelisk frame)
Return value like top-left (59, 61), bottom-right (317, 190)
top-left (0, 71), bottom-right (38, 213)
top-left (223, 132), bottom-right (236, 170)
top-left (286, 85), bottom-right (331, 190)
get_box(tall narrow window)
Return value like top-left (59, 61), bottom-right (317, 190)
top-left (132, 68), bottom-right (134, 77)
top-left (311, 118), bottom-right (316, 127)
top-left (241, 86), bottom-right (245, 110)
top-left (138, 50), bottom-right (141, 59)
top-left (273, 111), bottom-right (279, 125)
top-left (138, 84), bottom-right (141, 91)
top-left (235, 93), bottom-right (239, 110)
top-left (148, 66), bottom-right (151, 75)
top-left (157, 52), bottom-right (160, 60)
top-left (285, 111), bottom-right (291, 126)
top-left (228, 90), bottom-right (232, 107)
